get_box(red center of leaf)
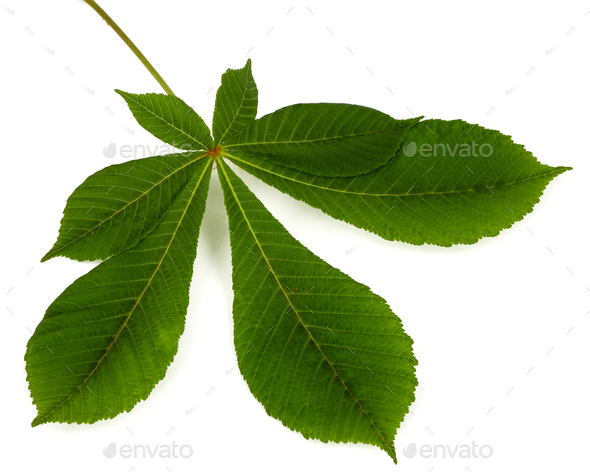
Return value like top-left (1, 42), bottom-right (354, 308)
top-left (207, 146), bottom-right (221, 157)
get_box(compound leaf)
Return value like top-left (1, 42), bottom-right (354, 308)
top-left (26, 158), bottom-right (213, 426)
top-left (223, 119), bottom-right (571, 246)
top-left (212, 58), bottom-right (258, 145)
top-left (224, 103), bottom-right (420, 177)
top-left (218, 160), bottom-right (417, 463)
top-left (29, 58), bottom-right (571, 467)
top-left (42, 151), bottom-right (208, 262)
top-left (116, 90), bottom-right (213, 151)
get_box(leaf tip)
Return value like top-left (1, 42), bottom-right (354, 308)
top-left (548, 165), bottom-right (572, 180)
top-left (114, 89), bottom-right (130, 100)
top-left (40, 250), bottom-right (53, 263)
top-left (31, 415), bottom-right (45, 428)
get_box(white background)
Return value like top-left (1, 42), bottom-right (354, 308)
top-left (1, 1), bottom-right (589, 471)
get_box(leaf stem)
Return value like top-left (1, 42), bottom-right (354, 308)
top-left (81, 0), bottom-right (175, 95)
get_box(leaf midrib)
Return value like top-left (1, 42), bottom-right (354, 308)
top-left (42, 152), bottom-right (209, 261)
top-left (218, 159), bottom-right (395, 456)
top-left (32, 158), bottom-right (213, 426)
top-left (225, 123), bottom-right (409, 149)
top-left (224, 150), bottom-right (567, 197)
